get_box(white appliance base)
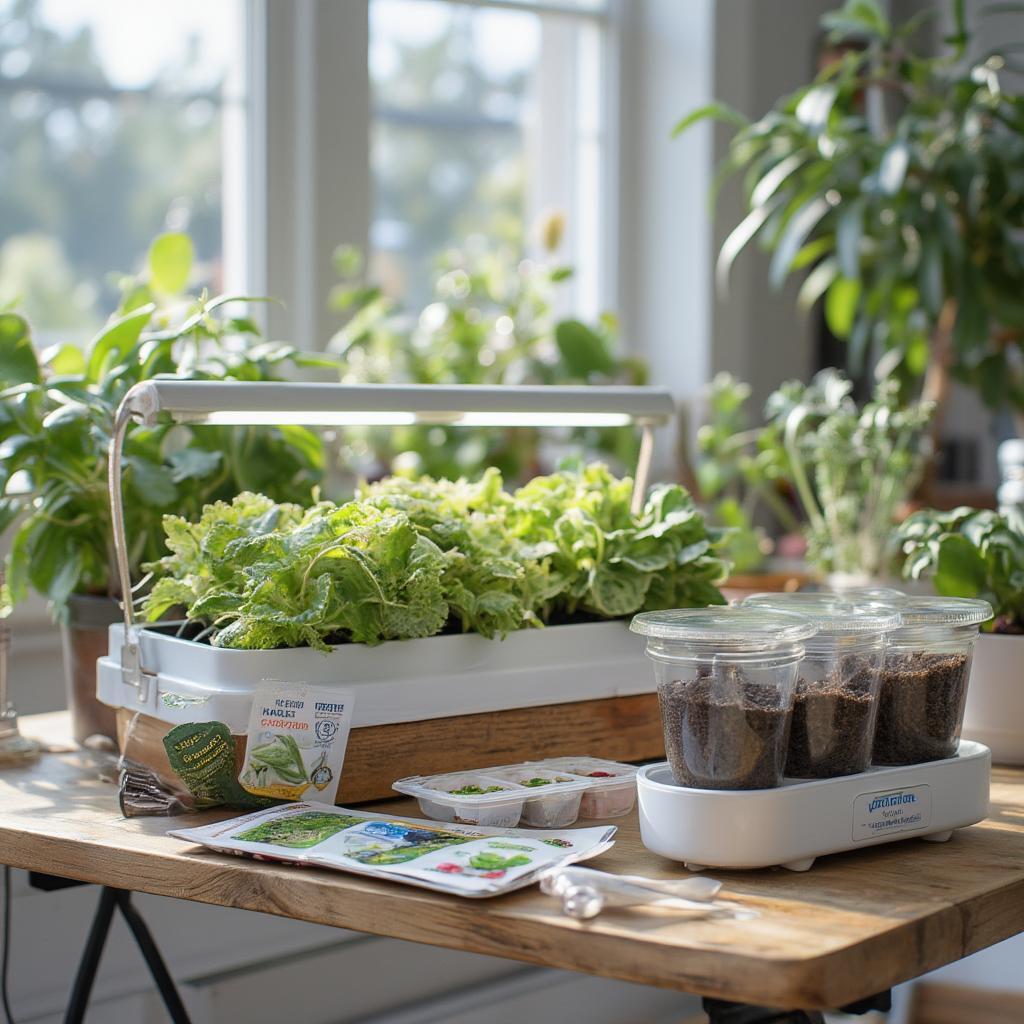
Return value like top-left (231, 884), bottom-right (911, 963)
top-left (637, 741), bottom-right (991, 872)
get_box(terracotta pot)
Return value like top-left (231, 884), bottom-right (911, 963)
top-left (61, 594), bottom-right (120, 745)
top-left (719, 570), bottom-right (815, 604)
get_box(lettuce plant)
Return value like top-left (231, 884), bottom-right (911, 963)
top-left (143, 462), bottom-right (729, 649)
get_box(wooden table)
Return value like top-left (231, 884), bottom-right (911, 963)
top-left (4, 713), bottom-right (1024, 1013)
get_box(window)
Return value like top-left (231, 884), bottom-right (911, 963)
top-left (0, 0), bottom-right (245, 340)
top-left (0, 0), bottom-right (616, 344)
top-left (368, 0), bottom-right (611, 316)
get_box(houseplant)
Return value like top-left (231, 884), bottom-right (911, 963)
top-left (896, 505), bottom-right (1024, 762)
top-left (677, 0), bottom-right (1024, 448)
top-left (767, 369), bottom-right (933, 583)
top-left (328, 224), bottom-right (647, 483)
top-left (695, 372), bottom-right (807, 582)
top-left (0, 233), bottom-right (330, 742)
top-left (696, 367), bottom-right (931, 584)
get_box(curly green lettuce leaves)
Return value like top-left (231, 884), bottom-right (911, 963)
top-left (143, 463), bottom-right (729, 649)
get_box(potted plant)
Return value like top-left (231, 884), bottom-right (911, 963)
top-left (896, 505), bottom-right (1024, 763)
top-left (694, 371), bottom-right (814, 597)
top-left (696, 367), bottom-right (932, 585)
top-left (677, 0), bottom-right (1024, 465)
top-left (328, 216), bottom-right (647, 483)
top-left (0, 234), bottom-right (330, 743)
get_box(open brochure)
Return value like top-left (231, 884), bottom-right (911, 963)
top-left (169, 801), bottom-right (617, 898)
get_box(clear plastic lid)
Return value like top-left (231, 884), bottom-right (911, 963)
top-left (892, 596), bottom-right (993, 628)
top-left (629, 607), bottom-right (817, 648)
top-left (832, 585), bottom-right (906, 603)
top-left (743, 593), bottom-right (901, 634)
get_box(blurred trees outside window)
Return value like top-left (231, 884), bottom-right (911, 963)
top-left (369, 0), bottom-right (609, 317)
top-left (0, 0), bottom-right (243, 342)
top-left (0, 0), bottom-right (611, 347)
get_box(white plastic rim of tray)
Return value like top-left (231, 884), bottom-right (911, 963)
top-left (97, 620), bottom-right (649, 733)
top-left (637, 741), bottom-right (991, 872)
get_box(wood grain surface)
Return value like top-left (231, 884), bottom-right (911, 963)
top-left (4, 712), bottom-right (1024, 1009)
top-left (117, 694), bottom-right (666, 803)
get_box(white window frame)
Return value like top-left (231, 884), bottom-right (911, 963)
top-left (246, 0), bottom-right (631, 347)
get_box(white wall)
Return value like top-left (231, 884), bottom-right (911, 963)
top-left (617, 0), bottom-right (715, 476)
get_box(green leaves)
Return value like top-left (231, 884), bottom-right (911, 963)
top-left (146, 464), bottom-right (728, 649)
top-left (672, 102), bottom-right (748, 137)
top-left (795, 85), bottom-right (838, 133)
top-left (554, 320), bottom-right (616, 378)
top-left (897, 507), bottom-right (1024, 629)
top-left (821, 0), bottom-right (891, 39)
top-left (246, 734), bottom-right (308, 787)
top-left (769, 196), bottom-right (831, 289)
top-left (825, 277), bottom-right (862, 339)
top-left (875, 141), bottom-right (910, 195)
top-left (86, 305), bottom-right (155, 382)
top-left (765, 369), bottom-right (934, 577)
top-left (682, 0), bottom-right (1024, 414)
top-left (0, 233), bottom-right (328, 618)
top-left (0, 314), bottom-right (39, 386)
top-left (148, 233), bottom-right (194, 296)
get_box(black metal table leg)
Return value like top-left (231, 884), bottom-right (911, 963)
top-left (57, 883), bottom-right (193, 1024)
top-left (702, 990), bottom-right (891, 1023)
top-left (64, 887), bottom-right (117, 1024)
top-left (112, 890), bottom-right (192, 1024)
top-left (702, 999), bottom-right (825, 1024)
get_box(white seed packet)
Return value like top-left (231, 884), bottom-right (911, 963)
top-left (170, 801), bottom-right (617, 898)
top-left (238, 682), bottom-right (355, 803)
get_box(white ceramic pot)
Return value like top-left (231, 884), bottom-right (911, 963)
top-left (962, 633), bottom-right (1024, 765)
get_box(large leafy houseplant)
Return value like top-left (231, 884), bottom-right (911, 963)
top-left (328, 225), bottom-right (647, 482)
top-left (897, 506), bottom-right (1024, 633)
top-left (678, 0), bottom-right (1024, 428)
top-left (0, 233), bottom-right (331, 619)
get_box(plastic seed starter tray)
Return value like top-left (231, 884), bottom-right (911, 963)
top-left (394, 757), bottom-right (639, 828)
top-left (637, 740), bottom-right (991, 872)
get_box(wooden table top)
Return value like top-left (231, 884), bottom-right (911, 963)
top-left (4, 712), bottom-right (1024, 1010)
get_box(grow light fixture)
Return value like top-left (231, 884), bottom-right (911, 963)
top-left (108, 380), bottom-right (675, 694)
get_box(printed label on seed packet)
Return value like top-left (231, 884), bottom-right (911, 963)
top-left (238, 682), bottom-right (355, 803)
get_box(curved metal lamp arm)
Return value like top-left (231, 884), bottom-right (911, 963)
top-left (108, 380), bottom-right (674, 694)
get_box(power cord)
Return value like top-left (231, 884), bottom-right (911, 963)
top-left (2, 865), bottom-right (13, 1024)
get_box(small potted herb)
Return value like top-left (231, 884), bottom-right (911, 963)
top-left (697, 369), bottom-right (932, 585)
top-left (766, 369), bottom-right (932, 584)
top-left (0, 234), bottom-right (330, 742)
top-left (897, 506), bottom-right (1024, 763)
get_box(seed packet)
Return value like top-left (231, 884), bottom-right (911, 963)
top-left (238, 682), bottom-right (355, 803)
top-left (169, 801), bottom-right (616, 898)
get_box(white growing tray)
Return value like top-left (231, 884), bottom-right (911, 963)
top-left (637, 741), bottom-right (991, 872)
top-left (97, 620), bottom-right (650, 733)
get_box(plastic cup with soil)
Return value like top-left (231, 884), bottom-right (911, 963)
top-left (870, 597), bottom-right (992, 765)
top-left (630, 608), bottom-right (817, 790)
top-left (743, 594), bottom-right (901, 779)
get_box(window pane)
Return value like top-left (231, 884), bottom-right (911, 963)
top-left (369, 0), bottom-right (606, 313)
top-left (0, 0), bottom-right (245, 337)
